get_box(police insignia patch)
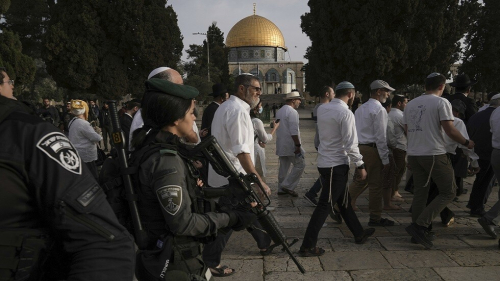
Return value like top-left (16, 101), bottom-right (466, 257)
top-left (156, 185), bottom-right (182, 216)
top-left (36, 132), bottom-right (82, 175)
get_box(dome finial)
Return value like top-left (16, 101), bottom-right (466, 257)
top-left (253, 3), bottom-right (256, 15)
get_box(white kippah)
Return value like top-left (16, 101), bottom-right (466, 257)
top-left (148, 67), bottom-right (171, 79)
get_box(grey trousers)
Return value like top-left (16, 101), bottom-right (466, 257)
top-left (408, 154), bottom-right (456, 227)
top-left (484, 149), bottom-right (500, 222)
top-left (278, 154), bottom-right (305, 192)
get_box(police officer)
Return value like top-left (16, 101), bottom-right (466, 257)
top-left (0, 67), bottom-right (136, 280)
top-left (131, 78), bottom-right (255, 280)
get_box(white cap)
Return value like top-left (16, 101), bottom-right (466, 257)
top-left (370, 80), bottom-right (395, 91)
top-left (491, 93), bottom-right (500, 101)
top-left (148, 67), bottom-right (171, 79)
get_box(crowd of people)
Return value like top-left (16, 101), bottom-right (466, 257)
top-left (1, 62), bottom-right (500, 280)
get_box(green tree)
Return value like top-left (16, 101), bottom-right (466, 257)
top-left (460, 0), bottom-right (500, 93)
top-left (184, 22), bottom-right (230, 99)
top-left (301, 0), bottom-right (479, 96)
top-left (43, 0), bottom-right (183, 100)
top-left (0, 30), bottom-right (36, 97)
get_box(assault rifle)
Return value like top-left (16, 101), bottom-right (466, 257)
top-left (191, 136), bottom-right (306, 274)
top-left (107, 100), bottom-right (148, 249)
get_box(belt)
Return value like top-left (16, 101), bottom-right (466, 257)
top-left (360, 143), bottom-right (377, 148)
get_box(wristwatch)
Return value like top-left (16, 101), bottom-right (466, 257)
top-left (357, 164), bottom-right (365, 170)
top-left (295, 143), bottom-right (301, 147)
top-left (463, 139), bottom-right (470, 146)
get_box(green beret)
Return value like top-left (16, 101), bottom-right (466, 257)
top-left (145, 78), bottom-right (199, 99)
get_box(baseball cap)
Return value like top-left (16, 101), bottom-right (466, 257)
top-left (370, 80), bottom-right (395, 91)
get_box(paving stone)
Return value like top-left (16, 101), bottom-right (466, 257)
top-left (218, 259), bottom-right (263, 281)
top-left (263, 256), bottom-right (323, 273)
top-left (264, 270), bottom-right (351, 281)
top-left (329, 237), bottom-right (383, 252)
top-left (458, 234), bottom-right (499, 248)
top-left (382, 250), bottom-right (459, 268)
top-left (350, 268), bottom-right (442, 281)
top-left (444, 249), bottom-right (500, 266)
top-left (434, 266), bottom-right (500, 281)
top-left (319, 251), bottom-right (392, 271)
top-left (377, 236), bottom-right (427, 251)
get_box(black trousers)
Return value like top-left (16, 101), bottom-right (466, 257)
top-left (301, 165), bottom-right (364, 249)
top-left (202, 197), bottom-right (271, 268)
top-left (467, 159), bottom-right (495, 213)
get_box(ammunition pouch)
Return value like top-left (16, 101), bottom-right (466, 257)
top-left (0, 229), bottom-right (50, 281)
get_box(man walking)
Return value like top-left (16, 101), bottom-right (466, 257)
top-left (404, 73), bottom-right (475, 248)
top-left (349, 80), bottom-right (394, 226)
top-left (467, 93), bottom-right (500, 216)
top-left (387, 95), bottom-right (408, 201)
top-left (300, 82), bottom-right (374, 257)
top-left (275, 91), bottom-right (306, 197)
top-left (448, 74), bottom-right (478, 123)
top-left (200, 83), bottom-right (229, 141)
top-left (304, 86), bottom-right (334, 206)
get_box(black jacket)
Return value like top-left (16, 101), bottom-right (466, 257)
top-left (447, 93), bottom-right (478, 124)
top-left (0, 97), bottom-right (135, 280)
top-left (200, 101), bottom-right (219, 141)
top-left (467, 106), bottom-right (495, 161)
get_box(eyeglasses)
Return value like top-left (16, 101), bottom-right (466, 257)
top-left (244, 84), bottom-right (262, 92)
top-left (1, 80), bottom-right (14, 86)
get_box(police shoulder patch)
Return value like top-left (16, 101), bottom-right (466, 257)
top-left (156, 185), bottom-right (183, 216)
top-left (36, 132), bottom-right (82, 175)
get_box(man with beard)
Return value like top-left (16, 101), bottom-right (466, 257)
top-left (275, 90), bottom-right (306, 197)
top-left (206, 74), bottom-right (272, 277)
top-left (300, 81), bottom-right (374, 257)
top-left (349, 80), bottom-right (395, 227)
top-left (38, 98), bottom-right (61, 127)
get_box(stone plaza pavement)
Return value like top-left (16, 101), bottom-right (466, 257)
top-left (215, 108), bottom-right (500, 281)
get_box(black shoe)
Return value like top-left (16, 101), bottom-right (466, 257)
top-left (303, 193), bottom-right (318, 206)
top-left (368, 218), bottom-right (395, 227)
top-left (470, 210), bottom-right (485, 217)
top-left (277, 191), bottom-right (288, 195)
top-left (411, 231), bottom-right (436, 244)
top-left (355, 228), bottom-right (375, 244)
top-left (478, 217), bottom-right (497, 239)
top-left (406, 223), bottom-right (433, 249)
top-left (329, 207), bottom-right (342, 224)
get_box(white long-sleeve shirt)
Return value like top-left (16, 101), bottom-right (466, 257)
top-left (275, 104), bottom-right (303, 156)
top-left (387, 108), bottom-right (407, 151)
top-left (444, 117), bottom-right (479, 168)
top-left (491, 107), bottom-right (500, 150)
top-left (354, 98), bottom-right (389, 164)
top-left (317, 99), bottom-right (364, 168)
top-left (68, 117), bottom-right (102, 162)
top-left (208, 95), bottom-right (254, 187)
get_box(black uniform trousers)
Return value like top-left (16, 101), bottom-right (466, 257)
top-left (202, 197), bottom-right (271, 268)
top-left (467, 159), bottom-right (495, 214)
top-left (302, 165), bottom-right (364, 249)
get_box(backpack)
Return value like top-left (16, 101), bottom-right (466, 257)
top-left (98, 144), bottom-right (171, 239)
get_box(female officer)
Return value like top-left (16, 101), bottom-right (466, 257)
top-left (132, 78), bottom-right (254, 280)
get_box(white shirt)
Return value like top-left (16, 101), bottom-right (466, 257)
top-left (317, 99), bottom-right (364, 168)
top-left (387, 108), bottom-right (407, 151)
top-left (444, 117), bottom-right (479, 167)
top-left (128, 108), bottom-right (200, 149)
top-left (491, 107), bottom-right (500, 149)
top-left (479, 104), bottom-right (490, 112)
top-left (275, 105), bottom-right (302, 156)
top-left (354, 98), bottom-right (389, 164)
top-left (129, 108), bottom-right (144, 150)
top-left (208, 95), bottom-right (254, 187)
top-left (403, 93), bottom-right (454, 156)
top-left (68, 118), bottom-right (103, 162)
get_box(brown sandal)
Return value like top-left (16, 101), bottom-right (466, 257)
top-left (299, 247), bottom-right (325, 257)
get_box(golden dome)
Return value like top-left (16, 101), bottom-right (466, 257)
top-left (226, 15), bottom-right (286, 50)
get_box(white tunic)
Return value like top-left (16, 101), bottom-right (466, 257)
top-left (252, 118), bottom-right (273, 177)
top-left (275, 105), bottom-right (302, 156)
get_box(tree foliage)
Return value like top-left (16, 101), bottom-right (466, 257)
top-left (43, 0), bottom-right (183, 100)
top-left (184, 22), bottom-right (230, 101)
top-left (460, 0), bottom-right (500, 93)
top-left (302, 0), bottom-right (479, 96)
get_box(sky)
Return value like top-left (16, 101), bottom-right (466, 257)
top-left (168, 0), bottom-right (311, 64)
